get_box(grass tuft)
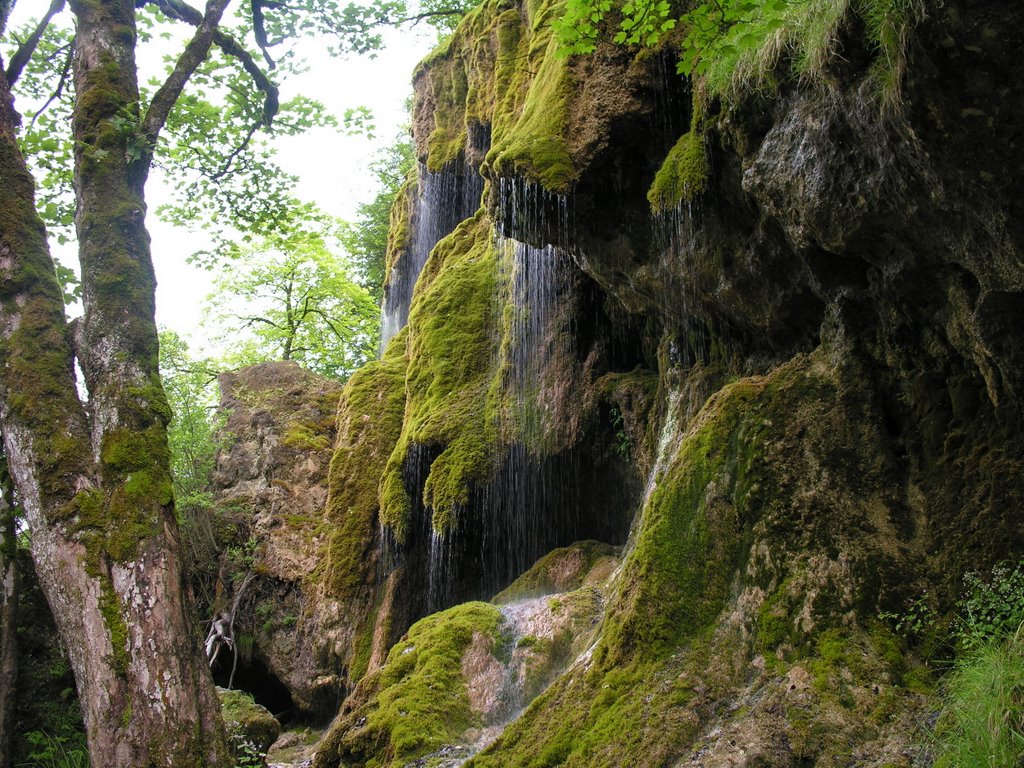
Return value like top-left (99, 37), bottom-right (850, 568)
top-left (932, 631), bottom-right (1024, 767)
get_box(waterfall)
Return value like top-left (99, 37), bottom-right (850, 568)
top-left (415, 178), bottom-right (583, 610)
top-left (641, 383), bottom-right (685, 508)
top-left (379, 160), bottom-right (485, 349)
top-left (651, 203), bottom-right (716, 366)
top-left (475, 180), bottom-right (588, 598)
top-left (482, 237), bottom-right (580, 589)
top-left (384, 176), bottom-right (633, 624)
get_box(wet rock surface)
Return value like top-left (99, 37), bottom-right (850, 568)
top-left (298, 1), bottom-right (1024, 765)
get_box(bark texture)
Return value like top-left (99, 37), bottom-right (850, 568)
top-left (0, 1), bottom-right (230, 764)
top-left (0, 455), bottom-right (17, 768)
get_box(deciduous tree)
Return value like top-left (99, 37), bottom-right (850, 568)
top-left (207, 226), bottom-right (379, 379)
top-left (0, 0), bottom-right (480, 763)
top-left (0, 0), bottom-right (235, 761)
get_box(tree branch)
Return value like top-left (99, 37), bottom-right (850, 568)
top-left (5, 0), bottom-right (66, 87)
top-left (394, 8), bottom-right (466, 26)
top-left (213, 28), bottom-right (279, 126)
top-left (146, 0), bottom-right (279, 127)
top-left (304, 306), bottom-right (350, 340)
top-left (241, 314), bottom-right (282, 330)
top-left (205, 119), bottom-right (260, 181)
top-left (29, 41), bottom-right (73, 126)
top-left (142, 0), bottom-right (232, 148)
top-left (250, 0), bottom-right (277, 70)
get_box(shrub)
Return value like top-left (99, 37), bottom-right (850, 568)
top-left (18, 731), bottom-right (88, 768)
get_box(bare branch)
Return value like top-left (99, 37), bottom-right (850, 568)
top-left (304, 307), bottom-right (351, 340)
top-left (5, 0), bottom-right (66, 86)
top-left (250, 0), bottom-right (277, 70)
top-left (395, 8), bottom-right (466, 26)
top-left (241, 314), bottom-right (283, 330)
top-left (206, 119), bottom-right (260, 181)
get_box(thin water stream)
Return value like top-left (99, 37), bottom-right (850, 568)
top-left (380, 160), bottom-right (484, 349)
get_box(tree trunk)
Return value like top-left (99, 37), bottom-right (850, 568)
top-left (0, 453), bottom-right (17, 768)
top-left (0, 2), bottom-right (230, 763)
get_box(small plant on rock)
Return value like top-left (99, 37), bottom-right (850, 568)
top-left (954, 561), bottom-right (1024, 651)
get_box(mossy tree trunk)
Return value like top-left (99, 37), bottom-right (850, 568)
top-left (0, 449), bottom-right (16, 768)
top-left (0, 1), bottom-right (231, 765)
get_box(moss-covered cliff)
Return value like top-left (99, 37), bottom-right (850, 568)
top-left (311, 0), bottom-right (1024, 764)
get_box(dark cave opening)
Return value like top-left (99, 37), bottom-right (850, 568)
top-left (212, 651), bottom-right (295, 724)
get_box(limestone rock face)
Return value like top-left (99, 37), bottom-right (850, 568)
top-left (211, 361), bottom-right (343, 717)
top-left (314, 0), bottom-right (1024, 764)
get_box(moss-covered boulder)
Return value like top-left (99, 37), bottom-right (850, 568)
top-left (219, 687), bottom-right (281, 760)
top-left (313, 602), bottom-right (507, 768)
top-left (493, 540), bottom-right (618, 603)
top-left (314, 540), bottom-right (619, 768)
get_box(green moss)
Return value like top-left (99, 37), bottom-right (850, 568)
top-left (413, 0), bottom-right (577, 190)
top-left (379, 214), bottom-right (499, 542)
top-left (61, 421), bottom-right (171, 569)
top-left (484, 8), bottom-right (575, 192)
top-left (98, 575), bottom-right (130, 676)
top-left (756, 598), bottom-right (791, 654)
top-left (219, 687), bottom-right (281, 756)
top-left (282, 421), bottom-right (332, 451)
top-left (493, 540), bottom-right (618, 602)
top-left (378, 464), bottom-right (413, 542)
top-left (520, 631), bottom-right (574, 701)
top-left (424, 55), bottom-right (470, 170)
top-left (422, 432), bottom-right (489, 532)
top-left (754, 576), bottom-right (804, 660)
top-left (350, 613), bottom-right (377, 685)
top-left (601, 378), bottom-right (764, 665)
top-left (470, 648), bottom-right (701, 768)
top-left (320, 329), bottom-right (408, 604)
top-left (0, 101), bottom-right (93, 509)
top-left (648, 100), bottom-right (708, 213)
top-left (647, 130), bottom-right (708, 212)
top-left (383, 168), bottom-right (418, 285)
top-left (317, 601), bottom-right (505, 767)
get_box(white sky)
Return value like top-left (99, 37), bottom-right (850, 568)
top-left (150, 25), bottom-right (436, 351)
top-left (8, 2), bottom-right (436, 355)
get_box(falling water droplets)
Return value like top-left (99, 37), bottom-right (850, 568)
top-left (380, 160), bottom-right (485, 350)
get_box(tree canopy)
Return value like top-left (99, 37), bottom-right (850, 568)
top-left (207, 224), bottom-right (380, 380)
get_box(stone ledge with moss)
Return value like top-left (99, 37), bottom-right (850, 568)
top-left (219, 687), bottom-right (282, 761)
